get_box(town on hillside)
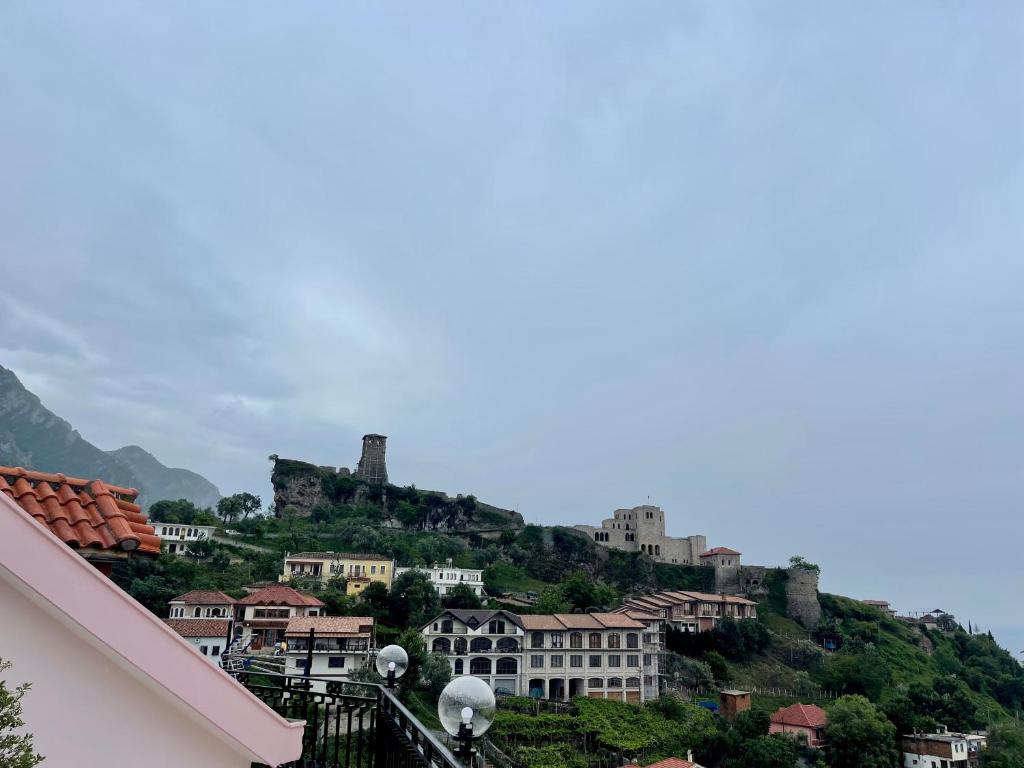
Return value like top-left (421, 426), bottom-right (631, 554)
top-left (2, 436), bottom-right (1020, 768)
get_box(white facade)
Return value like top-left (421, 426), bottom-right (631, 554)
top-left (423, 610), bottom-right (525, 696)
top-left (151, 521), bottom-right (218, 555)
top-left (283, 617), bottom-right (375, 693)
top-left (395, 559), bottom-right (485, 597)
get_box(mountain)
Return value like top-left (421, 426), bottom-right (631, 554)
top-left (0, 365), bottom-right (220, 509)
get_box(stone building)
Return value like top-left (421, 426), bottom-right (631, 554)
top-left (355, 433), bottom-right (388, 485)
top-left (573, 505), bottom-right (707, 565)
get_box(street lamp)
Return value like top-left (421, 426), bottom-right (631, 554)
top-left (375, 644), bottom-right (409, 689)
top-left (438, 677), bottom-right (495, 765)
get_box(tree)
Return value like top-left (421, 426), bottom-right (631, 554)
top-left (419, 652), bottom-right (452, 697)
top-left (788, 555), bottom-right (821, 574)
top-left (703, 651), bottom-right (731, 683)
top-left (442, 583), bottom-right (482, 610)
top-left (357, 582), bottom-right (391, 624)
top-left (984, 721), bottom-right (1024, 767)
top-left (728, 735), bottom-right (797, 768)
top-left (148, 498), bottom-right (218, 526)
top-left (825, 695), bottom-right (898, 768)
top-left (216, 493), bottom-right (262, 523)
top-left (532, 585), bottom-right (571, 614)
top-left (388, 571), bottom-right (440, 630)
top-left (0, 658), bottom-right (44, 767)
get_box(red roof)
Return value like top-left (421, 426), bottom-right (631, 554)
top-left (171, 590), bottom-right (238, 605)
top-left (770, 703), bottom-right (828, 728)
top-left (164, 619), bottom-right (232, 638)
top-left (0, 466), bottom-right (160, 556)
top-left (644, 759), bottom-right (700, 768)
top-left (237, 585), bottom-right (324, 607)
top-left (699, 547), bottom-right (741, 557)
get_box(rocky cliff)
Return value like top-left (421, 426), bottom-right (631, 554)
top-left (0, 365), bottom-right (220, 509)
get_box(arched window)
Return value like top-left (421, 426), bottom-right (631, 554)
top-left (607, 677), bottom-right (623, 688)
top-left (432, 637), bottom-right (451, 653)
top-left (589, 633), bottom-right (602, 649)
top-left (626, 633), bottom-right (639, 649)
top-left (454, 637), bottom-right (467, 654)
top-left (607, 633), bottom-right (620, 649)
top-left (193, 607), bottom-right (201, 617)
top-left (594, 532), bottom-right (601, 542)
top-left (496, 657), bottom-right (517, 675)
top-left (454, 659), bottom-right (463, 674)
top-left (587, 678), bottom-right (604, 689)
top-left (655, 544), bottom-right (661, 556)
top-left (570, 632), bottom-right (583, 649)
top-left (625, 677), bottom-right (641, 688)
top-left (531, 632), bottom-right (544, 649)
top-left (441, 619), bottom-right (454, 633)
top-left (496, 637), bottom-right (520, 653)
top-left (470, 658), bottom-right (492, 675)
top-left (470, 637), bottom-right (492, 653)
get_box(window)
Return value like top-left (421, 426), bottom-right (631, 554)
top-left (488, 620), bottom-right (506, 634)
top-left (469, 658), bottom-right (491, 675)
top-left (570, 655), bottom-right (583, 668)
top-left (371, 565), bottom-right (377, 574)
top-left (587, 678), bottom-right (603, 689)
top-left (496, 657), bottom-right (517, 675)
top-left (199, 645), bottom-right (209, 655)
top-left (212, 646), bottom-right (221, 657)
top-left (441, 619), bottom-right (454, 633)
top-left (608, 655), bottom-right (621, 667)
top-left (607, 677), bottom-right (622, 688)
top-left (294, 658), bottom-right (307, 669)
top-left (642, 654), bottom-right (651, 665)
top-left (570, 632), bottom-right (583, 649)
top-left (496, 637), bottom-right (520, 653)
top-left (531, 632), bottom-right (545, 649)
top-left (607, 633), bottom-right (620, 649)
top-left (551, 632), bottom-right (563, 648)
top-left (433, 638), bottom-right (451, 653)
top-left (550, 655), bottom-right (563, 668)
top-left (626, 633), bottom-right (639, 649)
top-left (626, 677), bottom-right (641, 688)
top-left (530, 655), bottom-right (543, 669)
top-left (328, 657), bottom-right (345, 668)
top-left (588, 633), bottom-right (601, 649)
top-left (454, 659), bottom-right (463, 674)
top-left (194, 607), bottom-right (201, 617)
top-left (470, 637), bottom-right (492, 653)
top-left (628, 655), bottom-right (640, 667)
top-left (454, 637), bottom-right (467, 654)
top-left (588, 655), bottom-right (601, 668)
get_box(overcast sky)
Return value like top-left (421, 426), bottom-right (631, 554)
top-left (2, 3), bottom-right (1022, 656)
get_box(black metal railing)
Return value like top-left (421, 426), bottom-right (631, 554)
top-left (233, 671), bottom-right (466, 768)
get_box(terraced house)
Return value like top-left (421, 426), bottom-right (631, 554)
top-left (620, 589), bottom-right (758, 633)
top-left (421, 609), bottom-right (661, 702)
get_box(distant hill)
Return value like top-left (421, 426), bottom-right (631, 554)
top-left (0, 365), bottom-right (220, 510)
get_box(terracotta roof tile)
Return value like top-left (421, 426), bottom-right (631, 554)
top-left (644, 758), bottom-right (700, 768)
top-left (770, 703), bottom-right (828, 728)
top-left (700, 547), bottom-right (741, 557)
top-left (164, 618), bottom-right (232, 638)
top-left (520, 615), bottom-right (567, 630)
top-left (237, 585), bottom-right (325, 607)
top-left (286, 551), bottom-right (393, 561)
top-left (171, 590), bottom-right (238, 605)
top-left (590, 612), bottom-right (645, 629)
top-left (285, 616), bottom-right (374, 637)
top-left (0, 466), bottom-right (159, 557)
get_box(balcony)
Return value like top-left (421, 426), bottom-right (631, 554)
top-left (232, 671), bottom-right (465, 767)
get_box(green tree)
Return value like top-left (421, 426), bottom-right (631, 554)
top-left (148, 499), bottom-right (218, 526)
top-left (984, 721), bottom-right (1024, 767)
top-left (825, 695), bottom-right (898, 768)
top-left (788, 555), bottom-right (821, 574)
top-left (389, 571), bottom-right (441, 630)
top-left (728, 735), bottom-right (797, 768)
top-left (532, 585), bottom-right (571, 614)
top-left (442, 583), bottom-right (482, 610)
top-left (418, 652), bottom-right (452, 697)
top-left (357, 582), bottom-right (392, 624)
top-left (0, 658), bottom-right (44, 767)
top-left (216, 492), bottom-right (262, 523)
top-left (703, 651), bottom-right (731, 683)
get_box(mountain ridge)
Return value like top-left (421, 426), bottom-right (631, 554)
top-left (0, 364), bottom-right (220, 509)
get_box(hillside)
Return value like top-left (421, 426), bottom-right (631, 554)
top-left (0, 365), bottom-right (221, 509)
top-left (270, 455), bottom-right (524, 532)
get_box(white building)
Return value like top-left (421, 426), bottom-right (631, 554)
top-left (168, 589), bottom-right (237, 619)
top-left (164, 619), bottom-right (231, 664)
top-left (395, 559), bottom-right (485, 597)
top-left (150, 521), bottom-right (218, 555)
top-left (236, 585), bottom-right (325, 648)
top-left (284, 616), bottom-right (375, 692)
top-left (421, 609), bottom-right (660, 702)
top-left (902, 727), bottom-right (986, 768)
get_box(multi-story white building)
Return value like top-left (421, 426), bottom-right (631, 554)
top-left (620, 590), bottom-right (758, 634)
top-left (395, 559), bottom-right (485, 597)
top-left (168, 589), bottom-right (237, 619)
top-left (421, 609), bottom-right (659, 702)
top-left (164, 618), bottom-right (231, 664)
top-left (284, 616), bottom-right (375, 692)
top-left (150, 521), bottom-right (218, 555)
top-left (902, 727), bottom-right (986, 768)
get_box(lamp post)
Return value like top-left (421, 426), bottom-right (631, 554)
top-left (438, 677), bottom-right (496, 767)
top-left (375, 645), bottom-right (409, 689)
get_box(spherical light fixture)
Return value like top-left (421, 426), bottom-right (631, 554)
top-left (375, 645), bottom-right (409, 688)
top-left (438, 676), bottom-right (495, 762)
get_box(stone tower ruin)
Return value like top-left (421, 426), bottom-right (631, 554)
top-left (355, 434), bottom-right (388, 485)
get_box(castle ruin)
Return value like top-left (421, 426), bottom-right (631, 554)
top-left (354, 434), bottom-right (388, 485)
top-left (574, 505), bottom-right (707, 565)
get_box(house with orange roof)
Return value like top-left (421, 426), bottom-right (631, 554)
top-left (0, 470), bottom-right (304, 766)
top-left (644, 754), bottom-right (705, 768)
top-left (284, 615), bottom-right (376, 690)
top-left (0, 465), bottom-right (160, 575)
top-left (619, 589), bottom-right (757, 634)
top-left (769, 702), bottom-right (829, 748)
top-left (236, 584), bottom-right (325, 648)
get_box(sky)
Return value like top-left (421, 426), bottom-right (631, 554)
top-left (1, 3), bottom-right (1022, 657)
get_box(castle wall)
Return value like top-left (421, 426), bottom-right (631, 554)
top-left (785, 568), bottom-right (822, 628)
top-left (578, 506), bottom-right (706, 566)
